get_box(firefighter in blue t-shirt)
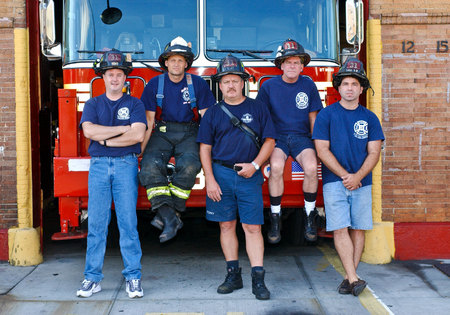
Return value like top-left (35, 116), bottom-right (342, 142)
top-left (139, 36), bottom-right (216, 243)
top-left (77, 50), bottom-right (147, 299)
top-left (256, 39), bottom-right (323, 244)
top-left (312, 58), bottom-right (384, 296)
top-left (198, 55), bottom-right (276, 300)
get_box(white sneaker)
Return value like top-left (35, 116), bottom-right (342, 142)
top-left (126, 279), bottom-right (144, 298)
top-left (76, 279), bottom-right (101, 298)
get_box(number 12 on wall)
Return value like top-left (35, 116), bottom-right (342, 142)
top-left (401, 41), bottom-right (415, 53)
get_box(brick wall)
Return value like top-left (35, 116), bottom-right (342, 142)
top-left (370, 1), bottom-right (450, 223)
top-left (0, 0), bottom-right (25, 229)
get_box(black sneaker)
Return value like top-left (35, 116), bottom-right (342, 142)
top-left (304, 208), bottom-right (318, 242)
top-left (267, 213), bottom-right (281, 244)
top-left (217, 267), bottom-right (243, 294)
top-left (76, 279), bottom-right (101, 298)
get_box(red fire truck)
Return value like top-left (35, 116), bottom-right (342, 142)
top-left (39, 0), bottom-right (365, 245)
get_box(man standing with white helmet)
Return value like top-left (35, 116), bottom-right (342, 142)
top-left (256, 38), bottom-right (322, 244)
top-left (139, 36), bottom-right (216, 242)
top-left (198, 55), bottom-right (276, 300)
top-left (313, 58), bottom-right (384, 296)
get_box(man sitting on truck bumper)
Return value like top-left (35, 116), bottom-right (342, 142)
top-left (256, 39), bottom-right (322, 244)
top-left (139, 36), bottom-right (216, 243)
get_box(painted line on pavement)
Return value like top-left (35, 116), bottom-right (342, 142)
top-left (146, 313), bottom-right (242, 315)
top-left (317, 244), bottom-right (394, 315)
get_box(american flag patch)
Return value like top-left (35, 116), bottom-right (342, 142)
top-left (291, 161), bottom-right (322, 181)
top-left (291, 161), bottom-right (304, 180)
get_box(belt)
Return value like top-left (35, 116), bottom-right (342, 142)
top-left (156, 121), bottom-right (198, 132)
top-left (213, 159), bottom-right (235, 169)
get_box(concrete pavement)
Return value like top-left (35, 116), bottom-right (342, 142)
top-left (0, 220), bottom-right (449, 315)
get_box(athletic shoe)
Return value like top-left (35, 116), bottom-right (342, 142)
top-left (76, 279), bottom-right (101, 298)
top-left (126, 279), bottom-right (144, 298)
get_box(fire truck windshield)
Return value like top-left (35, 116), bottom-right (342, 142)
top-left (63, 0), bottom-right (198, 63)
top-left (63, 0), bottom-right (338, 65)
top-left (205, 0), bottom-right (338, 62)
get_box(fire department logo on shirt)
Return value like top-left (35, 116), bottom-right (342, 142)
top-left (295, 92), bottom-right (309, 109)
top-left (117, 107), bottom-right (130, 120)
top-left (354, 120), bottom-right (368, 139)
top-left (241, 113), bottom-right (253, 124)
top-left (181, 87), bottom-right (190, 103)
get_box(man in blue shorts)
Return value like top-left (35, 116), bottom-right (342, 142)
top-left (197, 55), bottom-right (276, 300)
top-left (256, 38), bottom-right (323, 244)
top-left (139, 36), bottom-right (216, 242)
top-left (77, 50), bottom-right (147, 298)
top-left (312, 58), bottom-right (384, 296)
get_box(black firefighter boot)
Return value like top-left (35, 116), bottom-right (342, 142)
top-left (151, 211), bottom-right (164, 230)
top-left (251, 270), bottom-right (270, 300)
top-left (151, 210), bottom-right (182, 231)
top-left (267, 213), bottom-right (281, 244)
top-left (217, 267), bottom-right (243, 294)
top-left (158, 205), bottom-right (183, 243)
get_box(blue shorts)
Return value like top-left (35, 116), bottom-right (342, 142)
top-left (206, 163), bottom-right (264, 225)
top-left (276, 134), bottom-right (315, 158)
top-left (323, 181), bottom-right (373, 231)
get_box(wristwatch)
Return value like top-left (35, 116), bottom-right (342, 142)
top-left (251, 161), bottom-right (260, 170)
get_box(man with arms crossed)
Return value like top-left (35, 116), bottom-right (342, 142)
top-left (77, 50), bottom-right (146, 298)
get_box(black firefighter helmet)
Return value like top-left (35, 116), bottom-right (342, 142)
top-left (332, 58), bottom-right (371, 93)
top-left (212, 54), bottom-right (250, 82)
top-left (274, 38), bottom-right (311, 68)
top-left (93, 49), bottom-right (133, 76)
top-left (158, 36), bottom-right (195, 71)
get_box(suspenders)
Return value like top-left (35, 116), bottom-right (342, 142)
top-left (156, 73), bottom-right (197, 109)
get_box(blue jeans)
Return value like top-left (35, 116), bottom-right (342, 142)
top-left (323, 181), bottom-right (373, 232)
top-left (84, 154), bottom-right (142, 282)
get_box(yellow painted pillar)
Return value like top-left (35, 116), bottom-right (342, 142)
top-left (361, 19), bottom-right (394, 264)
top-left (8, 28), bottom-right (43, 266)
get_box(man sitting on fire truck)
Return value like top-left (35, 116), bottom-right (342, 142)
top-left (139, 36), bottom-right (216, 243)
top-left (256, 38), bottom-right (323, 244)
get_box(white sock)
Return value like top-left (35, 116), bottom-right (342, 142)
top-left (270, 205), bottom-right (281, 214)
top-left (304, 200), bottom-right (316, 215)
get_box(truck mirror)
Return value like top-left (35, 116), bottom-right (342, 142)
top-left (101, 0), bottom-right (122, 25)
top-left (345, 0), bottom-right (364, 46)
top-left (39, 0), bottom-right (61, 60)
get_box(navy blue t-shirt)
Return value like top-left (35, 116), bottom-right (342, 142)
top-left (256, 75), bottom-right (323, 136)
top-left (197, 98), bottom-right (277, 164)
top-left (141, 73), bottom-right (216, 122)
top-left (312, 102), bottom-right (385, 186)
top-left (80, 94), bottom-right (147, 157)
